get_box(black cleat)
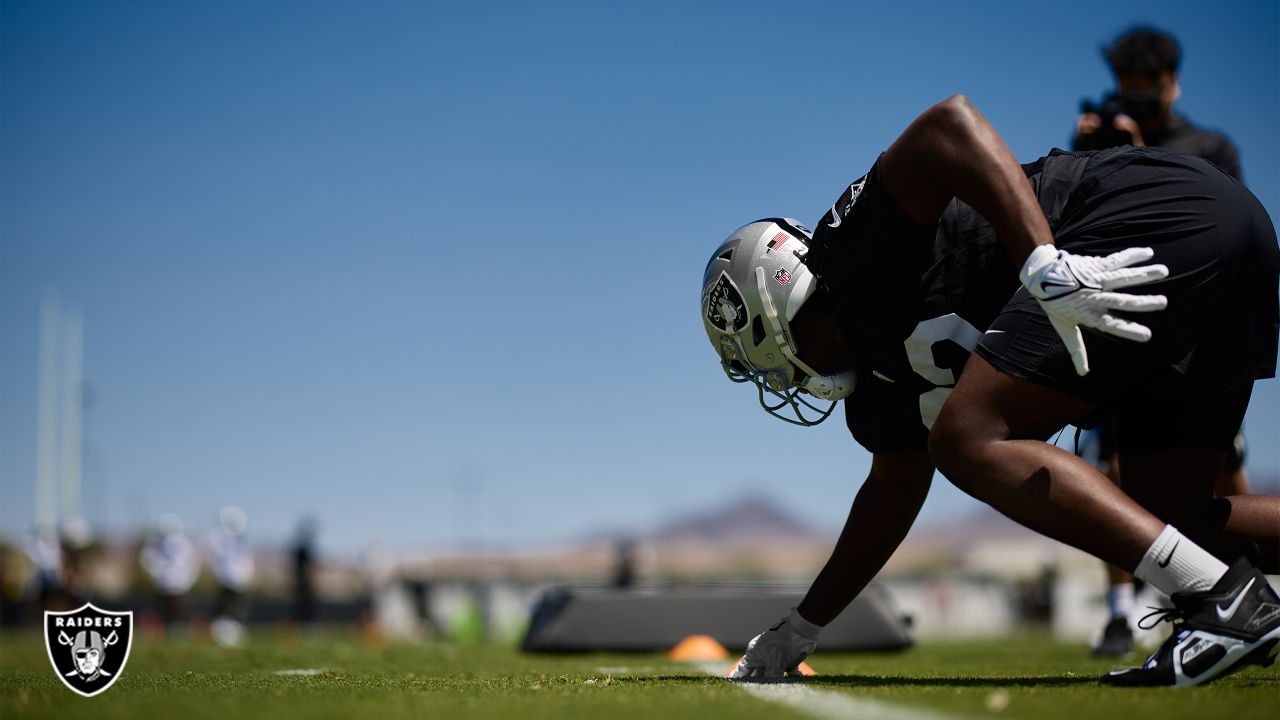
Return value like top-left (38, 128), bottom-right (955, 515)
top-left (1093, 617), bottom-right (1135, 658)
top-left (1100, 559), bottom-right (1280, 687)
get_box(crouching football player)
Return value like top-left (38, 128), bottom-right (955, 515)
top-left (701, 95), bottom-right (1280, 687)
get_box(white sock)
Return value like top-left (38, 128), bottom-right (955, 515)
top-left (1106, 583), bottom-right (1135, 620)
top-left (1133, 525), bottom-right (1228, 596)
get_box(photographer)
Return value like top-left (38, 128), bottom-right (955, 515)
top-left (1073, 26), bottom-right (1248, 660)
top-left (1074, 26), bottom-right (1241, 180)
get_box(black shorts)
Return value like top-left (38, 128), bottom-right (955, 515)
top-left (1080, 407), bottom-right (1249, 461)
top-left (977, 149), bottom-right (1279, 450)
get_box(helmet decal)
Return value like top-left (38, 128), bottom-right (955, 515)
top-left (765, 231), bottom-right (789, 253)
top-left (705, 272), bottom-right (748, 334)
top-left (774, 268), bottom-right (791, 285)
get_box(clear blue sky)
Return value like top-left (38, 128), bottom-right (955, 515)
top-left (3, 0), bottom-right (1278, 554)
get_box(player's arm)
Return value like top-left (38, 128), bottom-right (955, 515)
top-left (879, 95), bottom-right (1169, 376)
top-left (728, 450), bottom-right (933, 680)
top-left (878, 94), bottom-right (1051, 264)
top-left (797, 450), bottom-right (934, 624)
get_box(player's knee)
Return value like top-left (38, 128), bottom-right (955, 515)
top-left (928, 412), bottom-right (979, 483)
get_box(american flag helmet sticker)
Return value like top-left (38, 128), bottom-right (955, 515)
top-left (766, 232), bottom-right (788, 252)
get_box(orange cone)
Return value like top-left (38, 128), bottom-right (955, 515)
top-left (667, 634), bottom-right (731, 661)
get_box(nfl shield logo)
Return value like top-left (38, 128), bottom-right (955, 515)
top-left (44, 603), bottom-right (133, 697)
top-left (774, 268), bottom-right (791, 285)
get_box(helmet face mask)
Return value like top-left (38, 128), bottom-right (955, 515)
top-left (701, 219), bottom-right (856, 426)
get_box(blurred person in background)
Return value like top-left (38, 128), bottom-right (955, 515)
top-left (359, 541), bottom-right (423, 642)
top-left (59, 516), bottom-right (95, 606)
top-left (291, 516), bottom-right (317, 627)
top-left (206, 506), bottom-right (253, 647)
top-left (1073, 26), bottom-right (1241, 178)
top-left (22, 527), bottom-right (65, 613)
top-left (140, 514), bottom-right (200, 636)
top-left (1072, 25), bottom-right (1250, 658)
top-left (611, 538), bottom-right (637, 588)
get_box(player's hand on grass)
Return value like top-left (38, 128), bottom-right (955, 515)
top-left (727, 607), bottom-right (822, 681)
top-left (1020, 244), bottom-right (1168, 376)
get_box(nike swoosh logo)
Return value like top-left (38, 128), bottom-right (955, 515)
top-left (1158, 540), bottom-right (1180, 568)
top-left (1217, 578), bottom-right (1256, 621)
top-left (1039, 280), bottom-right (1079, 298)
top-left (984, 330), bottom-right (1005, 336)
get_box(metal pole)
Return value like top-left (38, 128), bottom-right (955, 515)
top-left (60, 310), bottom-right (84, 523)
top-left (35, 296), bottom-right (60, 532)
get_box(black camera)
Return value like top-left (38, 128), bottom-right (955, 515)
top-left (1076, 94), bottom-right (1133, 151)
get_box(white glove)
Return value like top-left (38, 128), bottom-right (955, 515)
top-left (726, 607), bottom-right (822, 681)
top-left (1019, 244), bottom-right (1169, 376)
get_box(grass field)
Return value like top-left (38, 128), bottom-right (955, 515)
top-left (1, 631), bottom-right (1277, 720)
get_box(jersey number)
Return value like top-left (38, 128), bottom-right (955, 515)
top-left (902, 314), bottom-right (982, 429)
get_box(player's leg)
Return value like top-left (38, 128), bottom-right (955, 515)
top-left (1096, 562), bottom-right (1138, 657)
top-left (939, 149), bottom-right (1273, 574)
top-left (1115, 449), bottom-right (1224, 536)
top-left (1121, 453), bottom-right (1280, 573)
top-left (1216, 495), bottom-right (1280, 572)
top-left (1076, 157), bottom-right (1280, 685)
top-left (933, 355), bottom-right (1280, 687)
top-left (1097, 426), bottom-right (1261, 657)
top-left (930, 354), bottom-right (1165, 572)
top-left (1215, 430), bottom-right (1250, 496)
top-left (1115, 383), bottom-right (1280, 572)
top-left (1085, 419), bottom-right (1139, 656)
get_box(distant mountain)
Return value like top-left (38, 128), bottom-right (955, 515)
top-left (909, 506), bottom-right (1044, 550)
top-left (650, 496), bottom-right (820, 542)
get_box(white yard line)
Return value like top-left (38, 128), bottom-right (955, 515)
top-left (693, 662), bottom-right (984, 720)
top-left (272, 668), bottom-right (327, 676)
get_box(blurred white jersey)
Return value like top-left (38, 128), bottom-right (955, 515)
top-left (206, 528), bottom-right (254, 591)
top-left (141, 533), bottom-right (200, 594)
top-left (24, 532), bottom-right (63, 580)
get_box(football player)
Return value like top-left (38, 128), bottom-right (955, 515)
top-left (703, 96), bottom-right (1280, 687)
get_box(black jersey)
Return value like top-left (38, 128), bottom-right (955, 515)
top-left (801, 156), bottom-right (1039, 453)
top-left (803, 148), bottom-right (1278, 455)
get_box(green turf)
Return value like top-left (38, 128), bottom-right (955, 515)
top-left (1, 631), bottom-right (1276, 719)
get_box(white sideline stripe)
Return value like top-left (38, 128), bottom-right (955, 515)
top-left (694, 662), bottom-right (977, 720)
top-left (272, 668), bottom-right (326, 676)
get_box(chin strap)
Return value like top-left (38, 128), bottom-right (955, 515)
top-left (798, 367), bottom-right (857, 400)
top-left (717, 341), bottom-right (839, 426)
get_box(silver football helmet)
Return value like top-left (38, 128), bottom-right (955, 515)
top-left (701, 218), bottom-right (856, 426)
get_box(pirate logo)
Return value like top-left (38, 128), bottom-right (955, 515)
top-left (704, 272), bottom-right (748, 334)
top-left (44, 603), bottom-right (133, 697)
